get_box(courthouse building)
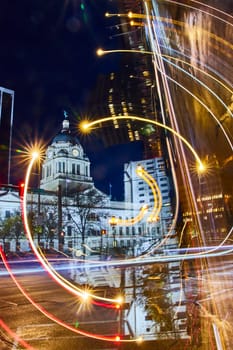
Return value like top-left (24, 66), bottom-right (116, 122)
top-left (0, 114), bottom-right (175, 256)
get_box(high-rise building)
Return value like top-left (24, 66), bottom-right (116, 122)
top-left (124, 156), bottom-right (176, 250)
top-left (85, 1), bottom-right (165, 160)
top-left (0, 86), bottom-right (15, 185)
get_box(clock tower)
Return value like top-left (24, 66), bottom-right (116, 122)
top-left (40, 112), bottom-right (93, 194)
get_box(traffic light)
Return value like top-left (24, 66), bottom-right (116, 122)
top-left (59, 231), bottom-right (65, 245)
top-left (18, 182), bottom-right (25, 198)
top-left (101, 229), bottom-right (107, 235)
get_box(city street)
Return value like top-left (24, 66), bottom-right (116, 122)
top-left (0, 258), bottom-right (120, 350)
top-left (1, 252), bottom-right (233, 349)
top-left (0, 0), bottom-right (232, 349)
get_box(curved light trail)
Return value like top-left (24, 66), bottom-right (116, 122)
top-left (0, 247), bottom-right (142, 344)
top-left (186, 0), bottom-right (233, 22)
top-left (100, 5), bottom-right (233, 254)
top-left (21, 148), bottom-right (233, 316)
top-left (80, 115), bottom-right (204, 171)
top-left (97, 48), bottom-right (233, 149)
top-left (110, 204), bottom-right (149, 226)
top-left (1, 2), bottom-right (232, 348)
top-left (0, 318), bottom-right (34, 350)
top-left (22, 152), bottom-right (124, 306)
top-left (144, 0), bottom-right (233, 252)
top-left (162, 0), bottom-right (233, 28)
top-left (136, 165), bottom-right (162, 223)
top-left (112, 165), bottom-right (162, 226)
top-left (80, 115), bottom-right (233, 256)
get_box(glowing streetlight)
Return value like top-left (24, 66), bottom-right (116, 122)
top-left (197, 162), bottom-right (206, 173)
top-left (79, 120), bottom-right (92, 133)
top-left (96, 48), bottom-right (104, 57)
top-left (80, 291), bottom-right (90, 303)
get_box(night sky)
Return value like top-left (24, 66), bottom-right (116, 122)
top-left (0, 0), bottom-right (118, 125)
top-left (0, 0), bottom-right (140, 199)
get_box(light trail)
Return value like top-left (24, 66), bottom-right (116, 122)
top-left (100, 7), bottom-right (233, 255)
top-left (81, 115), bottom-right (204, 170)
top-left (111, 204), bottom-right (148, 226)
top-left (97, 46), bottom-right (233, 149)
top-left (81, 114), bottom-right (233, 255)
top-left (0, 247), bottom-right (142, 344)
top-left (0, 318), bottom-right (35, 350)
top-left (2, 244), bottom-right (233, 275)
top-left (105, 14), bottom-right (233, 68)
top-left (22, 152), bottom-right (124, 306)
top-left (162, 0), bottom-right (233, 28)
top-left (187, 0), bottom-right (233, 22)
top-left (154, 53), bottom-right (233, 151)
top-left (109, 165), bottom-right (162, 226)
top-left (37, 247), bottom-right (121, 309)
top-left (145, 0), bottom-right (233, 250)
top-left (136, 165), bottom-right (162, 222)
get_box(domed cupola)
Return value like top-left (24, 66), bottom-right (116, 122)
top-left (40, 111), bottom-right (93, 193)
top-left (52, 112), bottom-right (80, 146)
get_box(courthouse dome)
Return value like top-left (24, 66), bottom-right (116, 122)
top-left (52, 112), bottom-right (80, 146)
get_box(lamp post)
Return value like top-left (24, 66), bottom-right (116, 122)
top-left (58, 184), bottom-right (63, 250)
top-left (109, 216), bottom-right (118, 248)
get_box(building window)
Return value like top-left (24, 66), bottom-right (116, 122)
top-left (5, 210), bottom-right (11, 218)
top-left (159, 177), bottom-right (167, 182)
top-left (72, 164), bottom-right (75, 174)
top-left (67, 226), bottom-right (72, 236)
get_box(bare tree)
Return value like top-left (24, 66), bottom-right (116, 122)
top-left (33, 199), bottom-right (59, 249)
top-left (69, 185), bottom-right (107, 258)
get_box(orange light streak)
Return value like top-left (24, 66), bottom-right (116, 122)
top-left (0, 247), bottom-right (142, 344)
top-left (81, 115), bottom-right (204, 170)
top-left (136, 165), bottom-right (162, 222)
top-left (22, 152), bottom-right (125, 306)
